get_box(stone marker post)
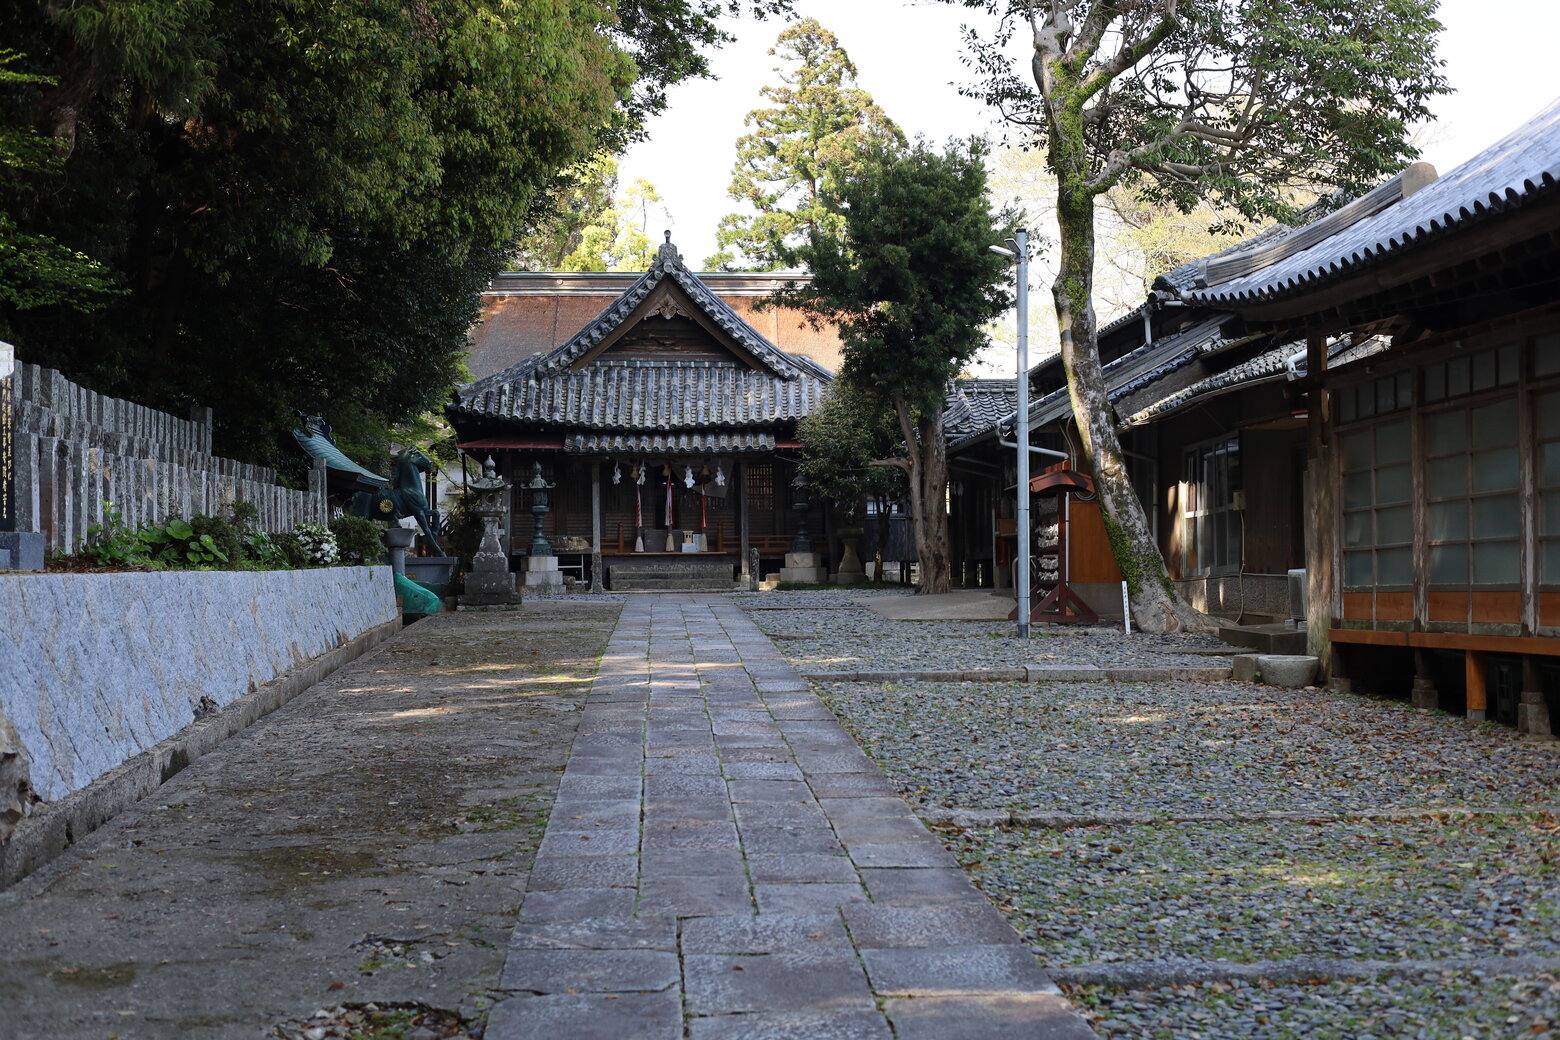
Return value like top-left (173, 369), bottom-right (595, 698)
top-left (0, 342), bottom-right (43, 571)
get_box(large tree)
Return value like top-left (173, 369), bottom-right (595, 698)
top-left (777, 139), bottom-right (1012, 594)
top-left (0, 0), bottom-right (789, 463)
top-left (708, 18), bottom-right (904, 270)
top-left (955, 0), bottom-right (1446, 630)
top-left (514, 155), bottom-right (669, 272)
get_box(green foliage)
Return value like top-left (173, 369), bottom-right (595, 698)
top-left (563, 177), bottom-right (669, 272)
top-left (83, 502), bottom-right (148, 567)
top-left (774, 138), bottom-right (1014, 419)
top-left (137, 516), bottom-right (229, 566)
top-left (0, 0), bottom-right (789, 463)
top-left (439, 490), bottom-right (484, 571)
top-left (330, 514), bottom-right (386, 566)
top-left (0, 50), bottom-right (119, 312)
top-left (796, 383), bottom-right (903, 515)
top-left (189, 513), bottom-right (242, 567)
top-left (709, 19), bottom-right (904, 271)
top-left (959, 0), bottom-right (1448, 223)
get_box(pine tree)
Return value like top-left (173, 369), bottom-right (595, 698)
top-left (707, 19), bottom-right (903, 271)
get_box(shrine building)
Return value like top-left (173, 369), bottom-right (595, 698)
top-left (448, 236), bottom-right (839, 590)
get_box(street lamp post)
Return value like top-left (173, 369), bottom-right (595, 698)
top-left (992, 230), bottom-right (1031, 638)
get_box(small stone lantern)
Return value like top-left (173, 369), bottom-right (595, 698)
top-left (521, 461), bottom-right (564, 598)
top-left (778, 471), bottom-right (828, 583)
top-left (526, 461), bottom-right (555, 558)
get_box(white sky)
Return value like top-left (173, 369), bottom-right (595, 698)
top-left (617, 0), bottom-right (1560, 372)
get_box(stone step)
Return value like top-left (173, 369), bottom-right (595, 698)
top-left (611, 578), bottom-right (736, 592)
top-left (1219, 622), bottom-right (1308, 655)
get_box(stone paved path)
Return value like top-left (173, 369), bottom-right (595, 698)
top-left (487, 595), bottom-right (1096, 1040)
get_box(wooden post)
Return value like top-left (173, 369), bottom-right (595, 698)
top-left (590, 459), bottom-right (603, 593)
top-left (1465, 649), bottom-right (1487, 722)
top-left (1304, 333), bottom-right (1335, 673)
top-left (738, 460), bottom-right (751, 587)
top-left (1411, 647), bottom-right (1437, 709)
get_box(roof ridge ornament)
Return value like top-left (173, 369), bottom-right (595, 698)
top-left (656, 230), bottom-right (682, 268)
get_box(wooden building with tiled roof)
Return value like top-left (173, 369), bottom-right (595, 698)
top-left (449, 236), bottom-right (837, 590)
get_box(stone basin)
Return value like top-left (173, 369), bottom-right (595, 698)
top-left (1256, 654), bottom-right (1319, 688)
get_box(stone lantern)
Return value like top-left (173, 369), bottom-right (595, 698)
top-left (779, 471), bottom-right (828, 583)
top-left (526, 461), bottom-right (555, 557)
top-left (521, 460), bottom-right (564, 598)
top-left (458, 455), bottom-right (519, 607)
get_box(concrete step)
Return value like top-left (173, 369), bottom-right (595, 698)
top-left (1219, 623), bottom-right (1307, 655)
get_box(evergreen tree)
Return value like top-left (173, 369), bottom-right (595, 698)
top-left (708, 18), bottom-right (904, 271)
top-left (776, 139), bottom-right (1013, 594)
top-left (514, 156), bottom-right (670, 273)
top-left (0, 0), bottom-right (790, 463)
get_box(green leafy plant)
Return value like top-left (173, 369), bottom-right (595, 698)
top-left (84, 502), bottom-right (151, 567)
top-left (138, 517), bottom-right (229, 567)
top-left (330, 514), bottom-right (387, 566)
top-left (191, 513), bottom-right (244, 566)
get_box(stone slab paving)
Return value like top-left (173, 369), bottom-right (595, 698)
top-left (488, 594), bottom-right (1097, 1039)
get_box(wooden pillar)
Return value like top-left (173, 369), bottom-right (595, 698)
top-left (1465, 649), bottom-right (1487, 722)
top-left (1411, 647), bottom-right (1437, 710)
top-left (1304, 333), bottom-right (1334, 672)
top-left (590, 458), bottom-right (603, 593)
top-left (738, 459), bottom-right (751, 588)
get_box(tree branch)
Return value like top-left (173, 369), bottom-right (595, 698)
top-left (1077, 1), bottom-right (1179, 104)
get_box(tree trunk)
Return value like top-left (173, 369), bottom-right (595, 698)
top-left (914, 412), bottom-right (951, 594)
top-left (1051, 185), bottom-right (1210, 633)
top-left (890, 395), bottom-right (951, 595)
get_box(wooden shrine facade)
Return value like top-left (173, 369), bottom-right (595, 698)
top-left (448, 237), bottom-right (834, 587)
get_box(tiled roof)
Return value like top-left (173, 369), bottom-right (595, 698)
top-left (1121, 336), bottom-right (1378, 425)
top-left (1180, 97), bottom-right (1560, 307)
top-left (944, 379), bottom-right (1021, 437)
top-left (451, 359), bottom-right (830, 428)
top-left (450, 238), bottom-right (833, 447)
top-left (465, 236), bottom-right (811, 392)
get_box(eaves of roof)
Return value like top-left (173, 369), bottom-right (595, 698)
top-left (1180, 98), bottom-right (1560, 308)
top-left (946, 316), bottom-right (1232, 452)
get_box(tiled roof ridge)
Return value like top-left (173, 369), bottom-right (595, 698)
top-left (460, 236), bottom-right (819, 405)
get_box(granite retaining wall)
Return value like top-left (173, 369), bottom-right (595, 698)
top-left (0, 568), bottom-right (398, 836)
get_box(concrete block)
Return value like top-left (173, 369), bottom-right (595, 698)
top-left (1232, 654), bottom-right (1262, 682)
top-left (0, 532), bottom-right (44, 571)
top-left (1518, 690), bottom-right (1554, 739)
top-left (1256, 654), bottom-right (1319, 688)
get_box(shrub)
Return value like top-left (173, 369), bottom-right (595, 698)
top-left (191, 514), bottom-right (245, 567)
top-left (291, 521), bottom-right (339, 565)
top-left (330, 514), bottom-right (386, 566)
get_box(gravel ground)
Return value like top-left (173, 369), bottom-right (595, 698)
top-left (813, 679), bottom-right (1560, 814)
top-left (727, 588), bottom-right (915, 609)
top-left (1072, 970), bottom-right (1559, 1040)
top-left (735, 593), bottom-right (1560, 1038)
top-left (946, 815), bottom-right (1560, 964)
top-left (745, 601), bottom-right (1228, 670)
